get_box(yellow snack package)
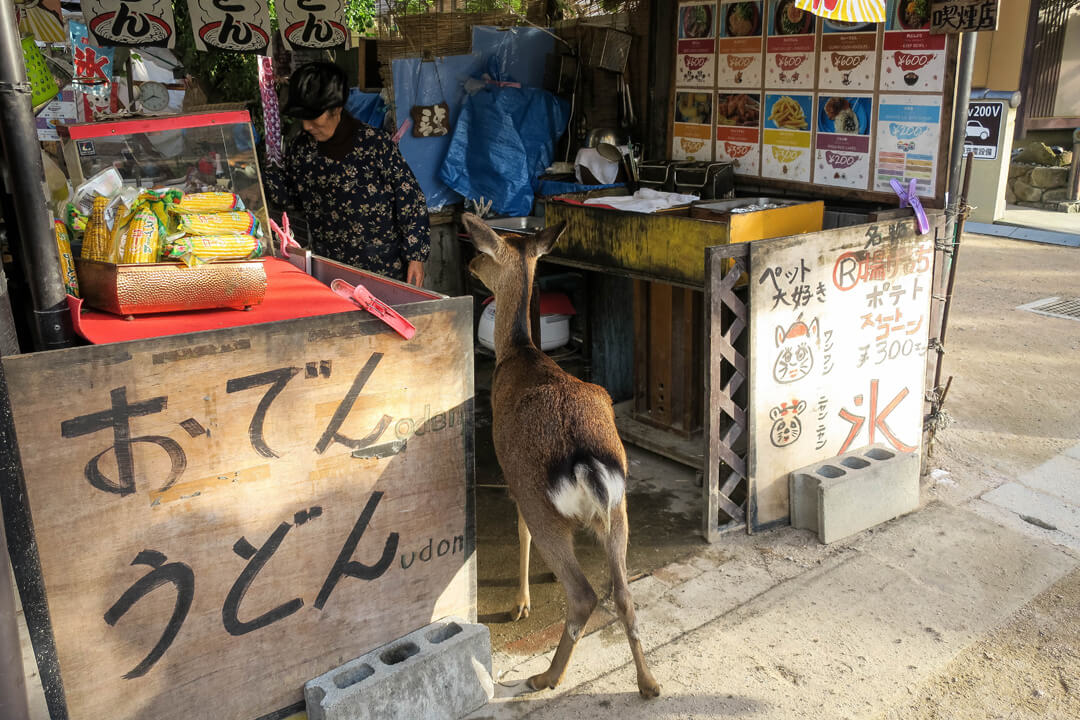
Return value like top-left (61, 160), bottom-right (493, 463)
top-left (172, 192), bottom-right (244, 214)
top-left (80, 195), bottom-right (110, 261)
top-left (163, 234), bottom-right (262, 267)
top-left (118, 210), bottom-right (161, 264)
top-left (54, 220), bottom-right (79, 296)
top-left (176, 211), bottom-right (259, 237)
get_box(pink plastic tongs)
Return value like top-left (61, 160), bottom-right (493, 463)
top-left (330, 278), bottom-right (416, 340)
top-left (268, 211), bottom-right (304, 258)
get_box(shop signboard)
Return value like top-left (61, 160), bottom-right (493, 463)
top-left (873, 93), bottom-right (942, 196)
top-left (1, 302), bottom-right (475, 720)
top-left (676, 1), bottom-right (718, 87)
top-left (673, 88), bottom-right (715, 160)
top-left (717, 1), bottom-right (764, 88)
top-left (814, 94), bottom-right (873, 188)
top-left (881, 0), bottom-right (947, 92)
top-left (762, 92), bottom-right (813, 181)
top-left (185, 0), bottom-right (272, 53)
top-left (962, 100), bottom-right (1003, 159)
top-left (765, 0), bottom-right (817, 90)
top-left (930, 0), bottom-right (999, 34)
top-left (279, 0), bottom-right (350, 51)
top-left (819, 18), bottom-right (878, 91)
top-left (83, 1), bottom-right (177, 49)
top-left (748, 216), bottom-right (935, 528)
top-left (715, 90), bottom-right (763, 175)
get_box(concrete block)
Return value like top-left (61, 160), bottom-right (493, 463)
top-left (789, 444), bottom-right (919, 544)
top-left (305, 617), bottom-right (494, 720)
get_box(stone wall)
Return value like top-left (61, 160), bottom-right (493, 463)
top-left (1006, 142), bottom-right (1077, 213)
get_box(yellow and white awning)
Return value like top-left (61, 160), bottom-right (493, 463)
top-left (794, 0), bottom-right (886, 23)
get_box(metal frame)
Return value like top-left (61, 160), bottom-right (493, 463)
top-left (703, 243), bottom-right (751, 541)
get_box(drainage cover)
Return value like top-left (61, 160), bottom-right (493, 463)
top-left (1017, 297), bottom-right (1080, 322)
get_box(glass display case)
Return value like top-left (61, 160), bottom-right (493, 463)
top-left (58, 111), bottom-right (270, 236)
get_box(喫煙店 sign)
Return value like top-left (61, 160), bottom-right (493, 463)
top-left (963, 100), bottom-right (1003, 159)
top-left (930, 0), bottom-right (999, 34)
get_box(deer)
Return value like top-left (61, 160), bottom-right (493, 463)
top-left (462, 213), bottom-right (660, 699)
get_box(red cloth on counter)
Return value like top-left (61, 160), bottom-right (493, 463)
top-left (69, 258), bottom-right (359, 345)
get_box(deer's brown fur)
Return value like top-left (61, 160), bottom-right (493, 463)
top-left (463, 213), bottom-right (660, 698)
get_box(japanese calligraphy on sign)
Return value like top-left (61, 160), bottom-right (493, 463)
top-left (1, 299), bottom-right (475, 720)
top-left (748, 215), bottom-right (937, 528)
top-left (186, 0), bottom-right (272, 53)
top-left (930, 0), bottom-right (999, 34)
top-left (279, 0), bottom-right (350, 51)
top-left (83, 1), bottom-right (177, 49)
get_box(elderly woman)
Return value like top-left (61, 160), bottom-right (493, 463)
top-left (265, 62), bottom-right (430, 286)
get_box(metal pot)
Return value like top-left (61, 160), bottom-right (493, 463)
top-left (584, 128), bottom-right (623, 149)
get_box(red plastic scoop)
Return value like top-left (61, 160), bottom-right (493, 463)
top-left (330, 279), bottom-right (416, 340)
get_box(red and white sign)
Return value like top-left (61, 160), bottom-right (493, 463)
top-left (279, 0), bottom-right (349, 51)
top-left (717, 1), bottom-right (764, 87)
top-left (819, 30), bottom-right (877, 90)
top-left (715, 90), bottom-right (762, 175)
top-left (676, 2), bottom-right (718, 87)
top-left (765, 0), bottom-right (817, 90)
top-left (84, 1), bottom-right (176, 48)
top-left (186, 0), bottom-right (272, 54)
top-left (881, 0), bottom-right (946, 91)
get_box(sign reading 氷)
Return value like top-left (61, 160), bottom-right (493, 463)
top-left (930, 0), bottom-right (999, 34)
top-left (748, 216), bottom-right (936, 528)
top-left (279, 0), bottom-right (350, 51)
top-left (83, 1), bottom-right (176, 48)
top-left (186, 0), bottom-right (272, 53)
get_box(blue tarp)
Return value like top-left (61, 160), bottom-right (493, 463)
top-left (346, 89), bottom-right (388, 129)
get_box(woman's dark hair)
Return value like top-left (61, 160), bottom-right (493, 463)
top-left (282, 62), bottom-right (347, 119)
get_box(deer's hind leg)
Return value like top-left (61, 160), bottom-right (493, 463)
top-left (524, 521), bottom-right (597, 691)
top-left (513, 505), bottom-right (531, 620)
top-left (601, 501), bottom-right (660, 698)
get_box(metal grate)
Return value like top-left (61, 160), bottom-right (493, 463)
top-left (1017, 297), bottom-right (1080, 321)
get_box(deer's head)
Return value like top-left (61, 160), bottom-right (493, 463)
top-left (461, 213), bottom-right (567, 296)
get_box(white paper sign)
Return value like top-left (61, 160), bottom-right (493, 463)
top-left (279, 0), bottom-right (350, 51)
top-left (749, 218), bottom-right (934, 528)
top-left (84, 1), bottom-right (177, 49)
top-left (874, 94), bottom-right (942, 196)
top-left (186, 0), bottom-right (272, 53)
top-left (676, 1), bottom-right (718, 87)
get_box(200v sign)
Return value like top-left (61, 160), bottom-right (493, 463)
top-left (963, 101), bottom-right (1003, 160)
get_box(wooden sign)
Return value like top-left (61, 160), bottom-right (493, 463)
top-left (1, 298), bottom-right (475, 720)
top-left (930, 0), bottom-right (999, 34)
top-left (747, 215), bottom-right (938, 529)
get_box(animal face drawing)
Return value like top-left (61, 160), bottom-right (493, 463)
top-left (769, 399), bottom-right (807, 447)
top-left (772, 318), bottom-right (819, 384)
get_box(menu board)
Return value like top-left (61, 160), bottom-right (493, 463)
top-left (874, 94), bottom-right (942, 195)
top-left (715, 91), bottom-right (762, 174)
top-left (762, 93), bottom-right (813, 181)
top-left (669, 0), bottom-right (954, 204)
top-left (717, 1), bottom-right (764, 88)
top-left (815, 95), bottom-right (873, 189)
top-left (677, 2), bottom-right (718, 87)
top-left (765, 0), bottom-right (817, 90)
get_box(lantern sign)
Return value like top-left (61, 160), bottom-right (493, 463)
top-left (794, 0), bottom-right (886, 23)
top-left (279, 0), bottom-right (350, 51)
top-left (930, 0), bottom-right (999, 34)
top-left (186, 0), bottom-right (272, 54)
top-left (83, 1), bottom-right (177, 49)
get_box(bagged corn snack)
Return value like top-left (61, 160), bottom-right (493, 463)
top-left (81, 196), bottom-right (111, 261)
top-left (54, 220), bottom-right (79, 297)
top-left (163, 234), bottom-right (262, 267)
top-left (176, 211), bottom-right (260, 237)
top-left (173, 192), bottom-right (245, 214)
top-left (117, 210), bottom-right (161, 264)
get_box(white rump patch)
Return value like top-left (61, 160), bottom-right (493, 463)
top-left (548, 459), bottom-right (625, 526)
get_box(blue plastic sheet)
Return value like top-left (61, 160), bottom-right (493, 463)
top-left (537, 180), bottom-right (623, 197)
top-left (346, 89), bottom-right (388, 129)
top-left (471, 26), bottom-right (555, 87)
top-left (439, 86), bottom-right (570, 217)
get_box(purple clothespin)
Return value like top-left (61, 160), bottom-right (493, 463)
top-left (890, 178), bottom-right (930, 235)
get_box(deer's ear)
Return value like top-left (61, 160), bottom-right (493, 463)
top-left (462, 212), bottom-right (504, 258)
top-left (532, 221), bottom-right (567, 258)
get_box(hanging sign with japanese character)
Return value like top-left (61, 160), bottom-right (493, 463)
top-left (186, 0), bottom-right (272, 53)
top-left (1, 299), bottom-right (475, 720)
top-left (748, 214), bottom-right (936, 528)
top-left (83, 1), bottom-right (177, 49)
top-left (279, 0), bottom-right (350, 51)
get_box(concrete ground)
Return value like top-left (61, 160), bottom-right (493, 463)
top-left (465, 232), bottom-right (1080, 719)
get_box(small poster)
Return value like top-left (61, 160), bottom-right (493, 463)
top-left (36, 89), bottom-right (78, 141)
top-left (279, 0), bottom-right (350, 51)
top-left (874, 93), bottom-right (942, 196)
top-left (762, 92), bottom-right (813, 181)
top-left (963, 100), bottom-right (1003, 160)
top-left (673, 89), bottom-right (714, 161)
top-left (715, 91), bottom-right (762, 175)
top-left (881, 0), bottom-right (946, 92)
top-left (186, 0), bottom-right (272, 53)
top-left (84, 1), bottom-right (176, 48)
top-left (717, 1), bottom-right (764, 88)
top-left (765, 0), bottom-right (817, 90)
top-left (814, 95), bottom-right (873, 189)
top-left (70, 19), bottom-right (117, 121)
top-left (819, 18), bottom-right (878, 91)
top-left (676, 2), bottom-right (718, 87)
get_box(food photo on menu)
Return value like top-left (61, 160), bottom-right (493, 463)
top-left (724, 2), bottom-right (762, 36)
top-left (717, 93), bottom-right (761, 127)
top-left (818, 97), bottom-right (871, 136)
top-left (772, 0), bottom-right (814, 35)
top-left (680, 3), bottom-right (715, 39)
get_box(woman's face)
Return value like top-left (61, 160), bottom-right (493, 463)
top-left (303, 107), bottom-right (342, 142)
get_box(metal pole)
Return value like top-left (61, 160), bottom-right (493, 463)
top-left (0, 0), bottom-right (74, 351)
top-left (933, 151), bottom-right (974, 395)
top-left (944, 32), bottom-right (977, 252)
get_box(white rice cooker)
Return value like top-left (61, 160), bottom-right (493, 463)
top-left (477, 292), bottom-right (573, 352)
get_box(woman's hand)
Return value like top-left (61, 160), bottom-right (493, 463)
top-left (407, 260), bottom-right (425, 287)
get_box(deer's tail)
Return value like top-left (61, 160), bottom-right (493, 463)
top-left (547, 451), bottom-right (625, 530)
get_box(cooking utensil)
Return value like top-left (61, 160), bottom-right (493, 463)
top-left (330, 279), bottom-right (416, 339)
